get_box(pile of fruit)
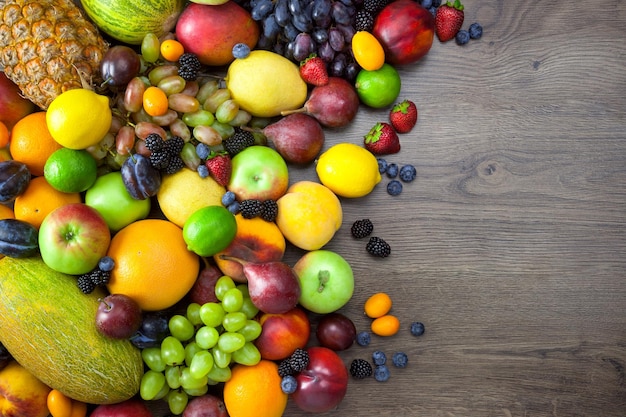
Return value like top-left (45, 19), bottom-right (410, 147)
top-left (0, 0), bottom-right (482, 416)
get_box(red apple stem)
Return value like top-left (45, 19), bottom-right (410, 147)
top-left (98, 298), bottom-right (113, 312)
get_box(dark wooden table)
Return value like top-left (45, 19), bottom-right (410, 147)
top-left (147, 0), bottom-right (626, 415)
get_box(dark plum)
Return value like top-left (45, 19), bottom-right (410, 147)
top-left (95, 294), bottom-right (143, 339)
top-left (0, 160), bottom-right (30, 203)
top-left (316, 312), bottom-right (357, 351)
top-left (120, 154), bottom-right (161, 200)
top-left (100, 45), bottom-right (141, 88)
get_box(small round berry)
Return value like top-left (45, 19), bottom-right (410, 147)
top-left (410, 321), bottom-right (425, 336)
top-left (221, 191), bottom-right (237, 207)
top-left (428, 6), bottom-right (437, 17)
top-left (197, 164), bottom-right (209, 178)
top-left (350, 359), bottom-right (373, 379)
top-left (377, 157), bottom-right (388, 174)
top-left (387, 180), bottom-right (403, 196)
top-left (232, 43), bottom-right (251, 59)
top-left (399, 164), bottom-right (417, 182)
top-left (280, 375), bottom-right (298, 394)
top-left (469, 22), bottom-right (483, 40)
top-left (195, 143), bottom-right (210, 160)
top-left (356, 331), bottom-right (371, 346)
top-left (386, 163), bottom-right (398, 178)
top-left (392, 352), bottom-right (408, 368)
top-left (227, 200), bottom-right (240, 215)
top-left (372, 350), bottom-right (386, 366)
top-left (455, 30), bottom-right (471, 46)
top-left (374, 364), bottom-right (390, 382)
top-left (420, 0), bottom-right (433, 8)
top-left (278, 360), bottom-right (294, 377)
top-left (288, 348), bottom-right (309, 373)
top-left (98, 256), bottom-right (115, 272)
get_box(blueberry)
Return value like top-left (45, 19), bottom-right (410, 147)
top-left (432, 0), bottom-right (442, 6)
top-left (392, 352), bottom-right (408, 368)
top-left (377, 157), bottom-right (388, 174)
top-left (197, 164), bottom-right (209, 178)
top-left (469, 22), bottom-right (483, 39)
top-left (374, 365), bottom-right (390, 382)
top-left (386, 163), bottom-right (398, 178)
top-left (428, 6), bottom-right (437, 17)
top-left (455, 30), bottom-right (470, 46)
top-left (98, 256), bottom-right (115, 272)
top-left (420, 0), bottom-right (433, 8)
top-left (399, 164), bottom-right (417, 182)
top-left (227, 200), bottom-right (241, 215)
top-left (356, 331), bottom-right (371, 346)
top-left (372, 350), bottom-right (386, 366)
top-left (410, 321), bottom-right (425, 336)
top-left (195, 143), bottom-right (210, 160)
top-left (232, 43), bottom-right (251, 59)
top-left (221, 190), bottom-right (237, 206)
top-left (280, 375), bottom-right (298, 394)
top-left (387, 180), bottom-right (403, 196)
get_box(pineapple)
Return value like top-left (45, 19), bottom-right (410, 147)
top-left (0, 0), bottom-right (109, 110)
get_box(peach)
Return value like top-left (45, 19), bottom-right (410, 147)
top-left (255, 307), bottom-right (311, 360)
top-left (275, 181), bottom-right (342, 250)
top-left (214, 214), bottom-right (286, 282)
top-left (0, 361), bottom-right (51, 417)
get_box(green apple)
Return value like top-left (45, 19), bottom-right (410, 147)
top-left (85, 171), bottom-right (151, 232)
top-left (227, 145), bottom-right (289, 201)
top-left (38, 203), bottom-right (111, 275)
top-left (293, 250), bottom-right (354, 314)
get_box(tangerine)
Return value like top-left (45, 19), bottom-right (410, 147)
top-left (223, 360), bottom-right (287, 417)
top-left (9, 112), bottom-right (63, 176)
top-left (13, 176), bottom-right (82, 229)
top-left (106, 219), bottom-right (200, 311)
top-left (364, 292), bottom-right (393, 318)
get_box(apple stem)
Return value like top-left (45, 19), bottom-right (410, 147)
top-left (317, 270), bottom-right (330, 293)
top-left (98, 298), bottom-right (113, 312)
top-left (280, 107), bottom-right (307, 117)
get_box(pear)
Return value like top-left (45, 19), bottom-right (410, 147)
top-left (281, 77), bottom-right (360, 128)
top-left (219, 255), bottom-right (301, 314)
top-left (249, 113), bottom-right (325, 164)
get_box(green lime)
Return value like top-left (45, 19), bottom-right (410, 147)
top-left (183, 205), bottom-right (237, 257)
top-left (355, 63), bottom-right (402, 109)
top-left (43, 148), bottom-right (98, 193)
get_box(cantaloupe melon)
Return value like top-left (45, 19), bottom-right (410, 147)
top-left (0, 256), bottom-right (143, 404)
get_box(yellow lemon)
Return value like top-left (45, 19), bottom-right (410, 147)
top-left (157, 168), bottom-right (226, 228)
top-left (46, 89), bottom-right (112, 150)
top-left (226, 50), bottom-right (307, 117)
top-left (316, 143), bottom-right (381, 198)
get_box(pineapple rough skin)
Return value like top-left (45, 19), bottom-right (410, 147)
top-left (0, 0), bottom-right (109, 109)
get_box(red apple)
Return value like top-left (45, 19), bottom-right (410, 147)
top-left (176, 2), bottom-right (260, 67)
top-left (372, 0), bottom-right (435, 65)
top-left (255, 307), bottom-right (311, 360)
top-left (0, 72), bottom-right (36, 130)
top-left (38, 203), bottom-right (111, 275)
top-left (292, 346), bottom-right (349, 413)
top-left (182, 393), bottom-right (228, 417)
top-left (90, 398), bottom-right (153, 417)
top-left (227, 145), bottom-right (289, 202)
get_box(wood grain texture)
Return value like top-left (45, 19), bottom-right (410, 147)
top-left (151, 0), bottom-right (626, 415)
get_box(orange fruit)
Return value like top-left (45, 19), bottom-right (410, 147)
top-left (371, 314), bottom-right (401, 337)
top-left (106, 219), bottom-right (200, 311)
top-left (351, 31), bottom-right (385, 71)
top-left (0, 204), bottom-right (15, 260)
top-left (223, 360), bottom-right (287, 417)
top-left (13, 176), bottom-right (82, 228)
top-left (143, 86), bottom-right (169, 116)
top-left (0, 121), bottom-right (9, 148)
top-left (160, 39), bottom-right (185, 62)
top-left (9, 111), bottom-right (63, 176)
top-left (364, 292), bottom-right (392, 318)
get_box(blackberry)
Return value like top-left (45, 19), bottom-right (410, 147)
top-left (280, 375), bottom-right (298, 394)
top-left (278, 359), bottom-right (295, 377)
top-left (178, 53), bottom-right (202, 81)
top-left (372, 350), bottom-right (386, 366)
top-left (261, 199), bottom-right (278, 222)
top-left (164, 136), bottom-right (185, 158)
top-left (355, 9), bottom-right (374, 32)
top-left (363, 0), bottom-right (389, 15)
top-left (288, 348), bottom-right (309, 373)
top-left (350, 359), bottom-right (373, 379)
top-left (356, 331), bottom-right (372, 346)
top-left (240, 199), bottom-right (263, 219)
top-left (149, 150), bottom-right (169, 170)
top-left (366, 236), bottom-right (391, 258)
top-left (410, 321), bottom-right (425, 336)
top-left (351, 218), bottom-right (374, 239)
top-left (144, 133), bottom-right (164, 152)
top-left (392, 352), bottom-right (408, 368)
top-left (77, 274), bottom-right (97, 294)
top-left (387, 180), bottom-right (403, 196)
top-left (374, 364), bottom-right (390, 382)
top-left (164, 156), bottom-right (185, 174)
top-left (223, 128), bottom-right (255, 156)
top-left (89, 268), bottom-right (111, 286)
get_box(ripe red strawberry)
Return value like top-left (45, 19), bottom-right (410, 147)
top-left (435, 0), bottom-right (465, 42)
top-left (389, 100), bottom-right (418, 133)
top-left (299, 54), bottom-right (329, 86)
top-left (364, 122), bottom-right (400, 155)
top-left (205, 152), bottom-right (231, 186)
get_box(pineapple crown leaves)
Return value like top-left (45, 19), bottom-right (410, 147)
top-left (364, 122), bottom-right (386, 144)
top-left (445, 0), bottom-right (464, 11)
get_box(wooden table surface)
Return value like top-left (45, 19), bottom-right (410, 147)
top-left (148, 0), bottom-right (626, 416)
top-left (280, 1), bottom-right (626, 416)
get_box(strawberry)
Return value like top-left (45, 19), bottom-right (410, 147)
top-left (435, 0), bottom-right (465, 42)
top-left (205, 152), bottom-right (231, 186)
top-left (299, 54), bottom-right (329, 86)
top-left (364, 122), bottom-right (401, 155)
top-left (389, 100), bottom-right (418, 133)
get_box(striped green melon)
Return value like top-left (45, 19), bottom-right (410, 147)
top-left (80, 0), bottom-right (186, 45)
top-left (0, 256), bottom-right (143, 404)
